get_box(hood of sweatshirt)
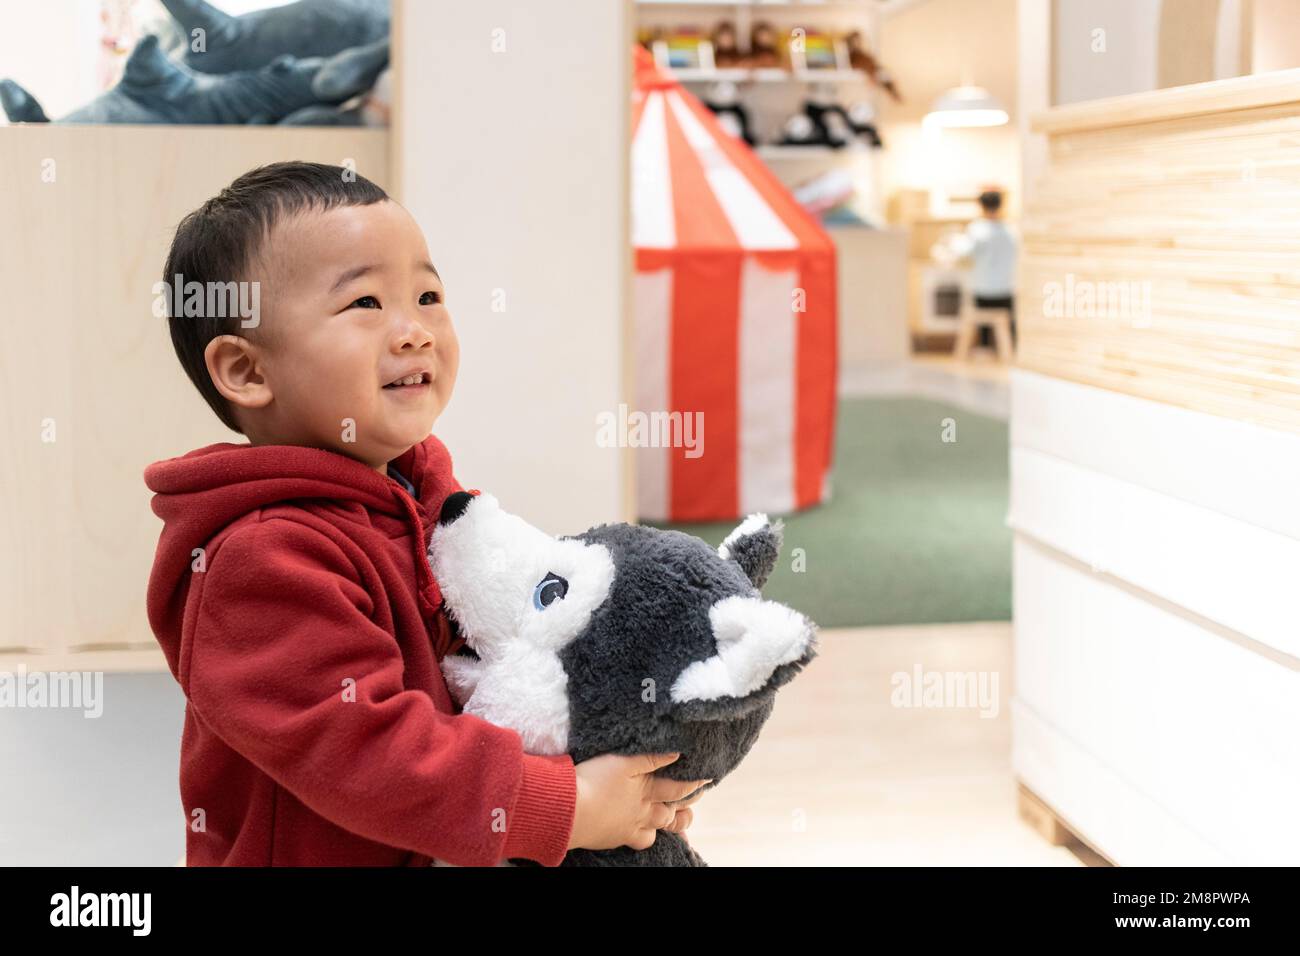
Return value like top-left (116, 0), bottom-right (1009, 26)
top-left (143, 436), bottom-right (463, 679)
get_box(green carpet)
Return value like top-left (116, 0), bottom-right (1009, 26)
top-left (648, 397), bottom-right (1011, 628)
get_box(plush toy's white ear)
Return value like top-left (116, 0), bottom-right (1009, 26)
top-left (718, 514), bottom-right (783, 590)
top-left (669, 595), bottom-right (815, 710)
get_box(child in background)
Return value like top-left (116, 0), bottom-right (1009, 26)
top-left (949, 188), bottom-right (1018, 350)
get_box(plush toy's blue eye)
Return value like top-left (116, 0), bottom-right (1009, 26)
top-left (533, 572), bottom-right (568, 610)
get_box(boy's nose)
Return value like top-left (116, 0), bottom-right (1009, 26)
top-left (439, 491), bottom-right (476, 526)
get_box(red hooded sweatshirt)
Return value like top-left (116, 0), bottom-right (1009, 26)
top-left (143, 434), bottom-right (577, 866)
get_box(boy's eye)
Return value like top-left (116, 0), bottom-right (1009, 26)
top-left (420, 291), bottom-right (442, 306)
top-left (350, 295), bottom-right (380, 309)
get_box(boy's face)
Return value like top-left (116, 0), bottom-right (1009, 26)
top-left (235, 199), bottom-right (458, 472)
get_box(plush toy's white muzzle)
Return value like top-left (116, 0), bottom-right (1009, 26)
top-left (429, 492), bottom-right (615, 755)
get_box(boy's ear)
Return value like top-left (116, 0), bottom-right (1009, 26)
top-left (205, 334), bottom-right (273, 412)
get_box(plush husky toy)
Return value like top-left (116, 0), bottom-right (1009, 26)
top-left (429, 490), bottom-right (819, 867)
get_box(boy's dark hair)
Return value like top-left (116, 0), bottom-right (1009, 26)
top-left (163, 161), bottom-right (388, 434)
top-left (978, 189), bottom-right (1003, 214)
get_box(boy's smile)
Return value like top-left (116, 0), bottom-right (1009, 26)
top-left (204, 198), bottom-right (459, 474)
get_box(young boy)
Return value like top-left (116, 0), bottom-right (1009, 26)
top-left (954, 188), bottom-right (1018, 350)
top-left (144, 161), bottom-right (707, 866)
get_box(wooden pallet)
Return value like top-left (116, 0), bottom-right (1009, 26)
top-left (1017, 782), bottom-right (1115, 866)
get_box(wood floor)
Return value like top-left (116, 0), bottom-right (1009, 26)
top-left (685, 621), bottom-right (1089, 866)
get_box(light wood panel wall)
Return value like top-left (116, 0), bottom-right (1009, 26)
top-left (1017, 68), bottom-right (1300, 432)
top-left (0, 125), bottom-right (389, 672)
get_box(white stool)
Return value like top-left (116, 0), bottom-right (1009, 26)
top-left (953, 299), bottom-right (1013, 363)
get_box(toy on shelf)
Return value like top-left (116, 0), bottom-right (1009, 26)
top-left (0, 0), bottom-right (391, 126)
top-left (749, 20), bottom-right (784, 69)
top-left (158, 0), bottom-right (389, 74)
top-left (805, 87), bottom-right (857, 148)
top-left (845, 100), bottom-right (884, 147)
top-left (661, 28), bottom-right (713, 70)
top-left (641, 17), bottom-right (898, 101)
top-left (703, 80), bottom-right (755, 145)
top-left (846, 30), bottom-right (901, 102)
top-left (792, 168), bottom-right (865, 224)
top-left (0, 33), bottom-right (387, 125)
top-left (774, 89), bottom-right (876, 150)
top-left (711, 19), bottom-right (745, 68)
top-left (790, 30), bottom-right (845, 72)
top-left (777, 111), bottom-right (822, 148)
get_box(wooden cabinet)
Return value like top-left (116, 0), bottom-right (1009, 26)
top-left (0, 125), bottom-right (389, 673)
top-left (1012, 70), bottom-right (1300, 864)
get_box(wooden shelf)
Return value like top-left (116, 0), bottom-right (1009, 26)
top-left (757, 144), bottom-right (834, 158)
top-left (1032, 65), bottom-right (1300, 134)
top-left (638, 1), bottom-right (875, 8)
top-left (668, 67), bottom-right (866, 83)
top-left (756, 143), bottom-right (870, 158)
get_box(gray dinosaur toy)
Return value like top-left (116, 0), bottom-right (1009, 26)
top-left (429, 490), bottom-right (819, 867)
top-left (0, 33), bottom-right (387, 126)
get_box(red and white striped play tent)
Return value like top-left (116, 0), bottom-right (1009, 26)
top-left (631, 47), bottom-right (838, 523)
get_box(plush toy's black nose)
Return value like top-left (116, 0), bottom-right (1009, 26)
top-left (439, 490), bottom-right (476, 526)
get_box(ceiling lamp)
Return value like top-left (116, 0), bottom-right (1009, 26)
top-left (923, 85), bottom-right (1008, 128)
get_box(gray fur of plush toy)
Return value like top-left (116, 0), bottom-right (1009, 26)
top-left (429, 492), bottom-right (819, 867)
top-left (0, 33), bottom-right (387, 125)
top-left (0, 0), bottom-right (389, 126)
top-left (158, 0), bottom-right (389, 74)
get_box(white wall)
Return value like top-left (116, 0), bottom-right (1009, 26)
top-left (1253, 0), bottom-right (1300, 72)
top-left (1053, 0), bottom-right (1162, 105)
top-left (0, 0), bottom-right (101, 124)
top-left (395, 0), bottom-right (633, 533)
top-left (1052, 0), bottom-right (1255, 105)
top-left (877, 0), bottom-right (1021, 217)
top-left (1017, 0), bottom-right (1052, 207)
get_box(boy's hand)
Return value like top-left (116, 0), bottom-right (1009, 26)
top-left (568, 752), bottom-right (712, 853)
top-left (660, 785), bottom-right (708, 843)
